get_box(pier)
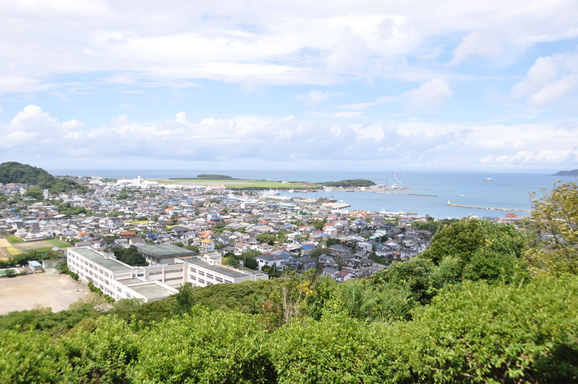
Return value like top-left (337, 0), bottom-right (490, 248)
top-left (447, 201), bottom-right (531, 213)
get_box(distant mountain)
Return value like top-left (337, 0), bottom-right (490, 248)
top-left (552, 169), bottom-right (578, 177)
top-left (0, 161), bottom-right (87, 193)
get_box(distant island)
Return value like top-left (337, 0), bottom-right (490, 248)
top-left (170, 174), bottom-right (234, 180)
top-left (552, 169), bottom-right (578, 177)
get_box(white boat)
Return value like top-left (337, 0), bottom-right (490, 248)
top-left (484, 177), bottom-right (492, 181)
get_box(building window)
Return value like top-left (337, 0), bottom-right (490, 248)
top-left (198, 278), bottom-right (205, 284)
top-left (206, 273), bottom-right (213, 280)
top-left (149, 271), bottom-right (163, 275)
top-left (215, 276), bottom-right (223, 283)
top-left (190, 267), bottom-right (196, 273)
top-left (198, 271), bottom-right (205, 276)
top-left (225, 280), bottom-right (233, 284)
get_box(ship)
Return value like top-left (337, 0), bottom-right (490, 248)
top-left (484, 177), bottom-right (492, 181)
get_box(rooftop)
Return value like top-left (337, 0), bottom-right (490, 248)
top-left (187, 257), bottom-right (248, 279)
top-left (73, 248), bottom-right (133, 273)
top-left (138, 244), bottom-right (197, 259)
top-left (124, 281), bottom-right (177, 300)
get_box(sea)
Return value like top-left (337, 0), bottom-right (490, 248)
top-left (50, 169), bottom-right (576, 219)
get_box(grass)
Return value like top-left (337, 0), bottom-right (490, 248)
top-left (7, 247), bottom-right (22, 256)
top-left (227, 181), bottom-right (311, 189)
top-left (47, 239), bottom-right (72, 248)
top-left (14, 240), bottom-right (56, 251)
top-left (6, 235), bottom-right (24, 244)
top-left (129, 220), bottom-right (149, 225)
top-left (151, 178), bottom-right (315, 189)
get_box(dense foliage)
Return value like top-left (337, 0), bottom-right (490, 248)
top-left (320, 179), bottom-right (376, 187)
top-left (0, 161), bottom-right (87, 194)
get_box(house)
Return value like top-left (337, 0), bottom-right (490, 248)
top-left (200, 238), bottom-right (215, 253)
top-left (255, 254), bottom-right (287, 271)
top-left (334, 269), bottom-right (356, 282)
top-left (294, 256), bottom-right (317, 271)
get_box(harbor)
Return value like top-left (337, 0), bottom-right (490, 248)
top-left (447, 201), bottom-right (532, 213)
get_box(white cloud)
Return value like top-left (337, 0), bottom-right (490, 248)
top-left (1, 1), bottom-right (577, 89)
top-left (401, 79), bottom-right (453, 110)
top-left (2, 105), bottom-right (577, 170)
top-left (450, 31), bottom-right (506, 66)
top-left (0, 76), bottom-right (53, 94)
top-left (511, 52), bottom-right (578, 108)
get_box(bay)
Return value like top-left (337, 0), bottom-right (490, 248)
top-left (50, 168), bottom-right (575, 219)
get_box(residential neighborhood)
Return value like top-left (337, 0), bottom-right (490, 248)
top-left (0, 175), bottom-right (437, 291)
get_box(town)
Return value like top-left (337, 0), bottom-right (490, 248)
top-left (0, 174), bottom-right (446, 302)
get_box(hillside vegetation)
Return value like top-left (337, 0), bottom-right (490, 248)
top-left (1, 182), bottom-right (577, 383)
top-left (0, 161), bottom-right (87, 194)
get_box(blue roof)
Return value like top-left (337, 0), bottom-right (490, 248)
top-left (301, 245), bottom-right (315, 250)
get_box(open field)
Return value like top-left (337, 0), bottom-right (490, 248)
top-left (0, 238), bottom-right (12, 259)
top-left (14, 240), bottom-right (56, 251)
top-left (6, 247), bottom-right (22, 256)
top-left (0, 272), bottom-right (88, 314)
top-left (6, 235), bottom-right (24, 244)
top-left (152, 178), bottom-right (313, 189)
top-left (48, 239), bottom-right (72, 248)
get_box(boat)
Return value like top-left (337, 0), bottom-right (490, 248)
top-left (484, 177), bottom-right (492, 181)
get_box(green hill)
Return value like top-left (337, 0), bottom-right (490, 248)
top-left (0, 161), bottom-right (87, 194)
top-left (553, 169), bottom-right (578, 176)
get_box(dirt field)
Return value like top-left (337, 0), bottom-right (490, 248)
top-left (13, 240), bottom-right (56, 251)
top-left (0, 271), bottom-right (88, 315)
top-left (0, 238), bottom-right (10, 259)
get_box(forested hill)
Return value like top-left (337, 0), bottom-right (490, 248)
top-left (0, 162), bottom-right (87, 194)
top-left (553, 169), bottom-right (578, 176)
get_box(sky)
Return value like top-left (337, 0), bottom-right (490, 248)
top-left (1, 0), bottom-right (578, 174)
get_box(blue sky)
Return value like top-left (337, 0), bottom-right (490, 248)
top-left (1, 0), bottom-right (577, 173)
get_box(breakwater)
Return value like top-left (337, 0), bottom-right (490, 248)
top-left (447, 201), bottom-right (531, 212)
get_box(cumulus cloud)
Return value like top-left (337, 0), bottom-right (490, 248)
top-left (2, 105), bottom-right (577, 170)
top-left (511, 52), bottom-right (578, 108)
top-left (401, 79), bottom-right (453, 111)
top-left (1, 1), bottom-right (577, 89)
top-left (450, 31), bottom-right (506, 66)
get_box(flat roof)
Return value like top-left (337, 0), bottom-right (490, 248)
top-left (72, 248), bottom-right (133, 273)
top-left (187, 258), bottom-right (248, 279)
top-left (125, 282), bottom-right (176, 300)
top-left (138, 244), bottom-right (196, 259)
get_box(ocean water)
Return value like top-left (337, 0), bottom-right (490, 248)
top-left (52, 169), bottom-right (575, 219)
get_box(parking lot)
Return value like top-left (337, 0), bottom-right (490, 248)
top-left (0, 270), bottom-right (88, 315)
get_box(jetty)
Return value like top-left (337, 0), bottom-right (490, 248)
top-left (447, 200), bottom-right (531, 213)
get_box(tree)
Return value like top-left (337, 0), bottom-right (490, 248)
top-left (24, 187), bottom-right (44, 201)
top-left (174, 283), bottom-right (195, 314)
top-left (256, 233), bottom-right (277, 245)
top-left (526, 181), bottom-right (578, 275)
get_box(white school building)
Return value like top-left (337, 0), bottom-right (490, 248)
top-left (67, 246), bottom-right (268, 302)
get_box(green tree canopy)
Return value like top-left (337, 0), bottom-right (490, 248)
top-left (526, 181), bottom-right (578, 275)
